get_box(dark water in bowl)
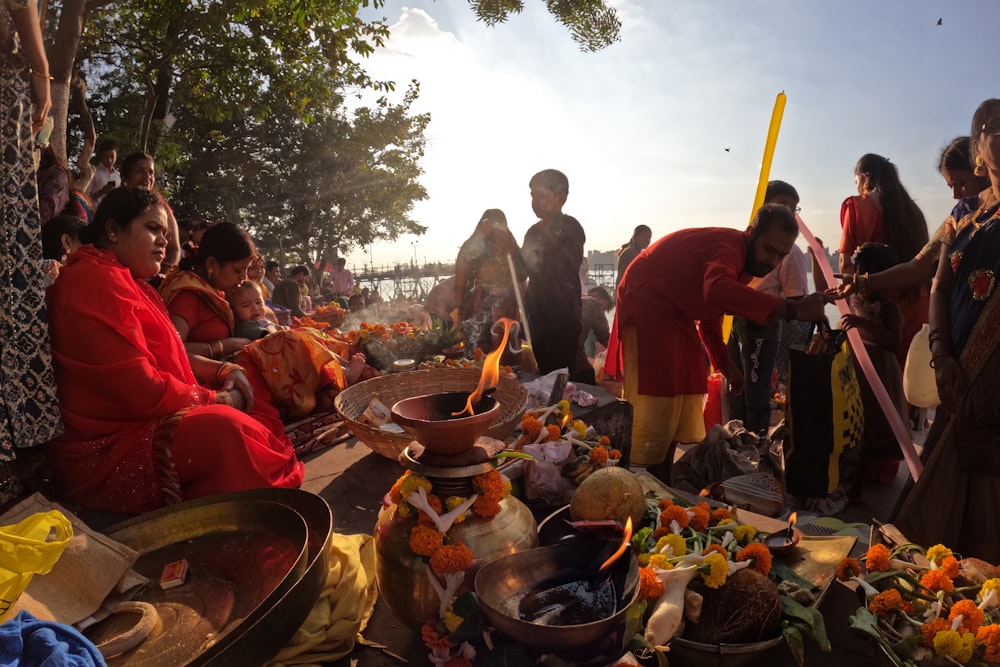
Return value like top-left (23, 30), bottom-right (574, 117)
top-left (507, 579), bottom-right (617, 626)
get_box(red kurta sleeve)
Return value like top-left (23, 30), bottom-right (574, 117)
top-left (702, 250), bottom-right (781, 325)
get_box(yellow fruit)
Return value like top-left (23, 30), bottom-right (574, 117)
top-left (569, 466), bottom-right (647, 529)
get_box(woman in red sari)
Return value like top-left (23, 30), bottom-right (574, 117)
top-left (45, 188), bottom-right (303, 514)
top-left (159, 223), bottom-right (364, 418)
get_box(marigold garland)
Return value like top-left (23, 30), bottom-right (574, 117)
top-left (417, 493), bottom-right (443, 525)
top-left (688, 502), bottom-right (711, 532)
top-left (421, 620), bottom-right (456, 651)
top-left (659, 504), bottom-right (690, 530)
top-left (409, 524), bottom-right (445, 557)
top-left (921, 617), bottom-right (950, 648)
top-left (977, 624), bottom-right (1000, 662)
top-left (949, 599), bottom-right (984, 633)
top-left (869, 589), bottom-right (911, 617)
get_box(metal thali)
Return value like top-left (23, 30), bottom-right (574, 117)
top-left (85, 488), bottom-right (333, 666)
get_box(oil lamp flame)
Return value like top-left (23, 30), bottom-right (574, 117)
top-left (598, 516), bottom-right (633, 572)
top-left (453, 317), bottom-right (515, 417)
top-left (788, 512), bottom-right (797, 531)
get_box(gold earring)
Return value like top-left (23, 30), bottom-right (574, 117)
top-left (975, 155), bottom-right (987, 177)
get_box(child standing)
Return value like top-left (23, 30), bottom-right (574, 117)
top-left (841, 243), bottom-right (908, 491)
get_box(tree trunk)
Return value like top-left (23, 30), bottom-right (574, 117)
top-left (46, 0), bottom-right (89, 162)
top-left (69, 71), bottom-right (95, 190)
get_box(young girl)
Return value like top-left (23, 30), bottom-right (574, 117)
top-left (841, 242), bottom-right (909, 491)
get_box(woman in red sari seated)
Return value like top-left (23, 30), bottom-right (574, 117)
top-left (159, 222), bottom-right (367, 418)
top-left (45, 188), bottom-right (303, 514)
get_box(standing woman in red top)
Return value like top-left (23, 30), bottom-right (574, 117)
top-left (838, 153), bottom-right (930, 368)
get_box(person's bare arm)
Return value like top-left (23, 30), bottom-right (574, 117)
top-left (11, 1), bottom-right (49, 133)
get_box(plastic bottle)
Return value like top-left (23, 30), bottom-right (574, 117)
top-left (903, 323), bottom-right (940, 408)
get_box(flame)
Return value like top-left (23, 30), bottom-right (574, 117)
top-left (453, 317), bottom-right (515, 416)
top-left (598, 516), bottom-right (633, 572)
top-left (788, 512), bottom-right (797, 530)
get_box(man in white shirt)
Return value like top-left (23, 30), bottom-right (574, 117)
top-left (86, 140), bottom-right (120, 206)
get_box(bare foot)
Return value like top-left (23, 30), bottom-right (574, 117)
top-left (346, 353), bottom-right (367, 384)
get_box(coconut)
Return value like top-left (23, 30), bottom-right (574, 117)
top-left (569, 467), bottom-right (647, 529)
top-left (956, 558), bottom-right (1000, 587)
top-left (683, 568), bottom-right (781, 645)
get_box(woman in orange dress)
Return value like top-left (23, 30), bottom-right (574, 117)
top-left (45, 188), bottom-right (303, 514)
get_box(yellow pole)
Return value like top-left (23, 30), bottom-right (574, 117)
top-left (724, 91), bottom-right (787, 345)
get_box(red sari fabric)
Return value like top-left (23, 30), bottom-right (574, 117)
top-left (45, 247), bottom-right (303, 514)
top-left (839, 195), bottom-right (885, 257)
top-left (606, 228), bottom-right (779, 396)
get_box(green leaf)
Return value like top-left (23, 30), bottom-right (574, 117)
top-left (623, 599), bottom-right (648, 643)
top-left (769, 559), bottom-right (817, 591)
top-left (494, 450), bottom-right (534, 461)
top-left (805, 605), bottom-right (831, 651)
top-left (782, 624), bottom-right (805, 667)
top-left (848, 608), bottom-right (907, 667)
top-left (632, 526), bottom-right (653, 551)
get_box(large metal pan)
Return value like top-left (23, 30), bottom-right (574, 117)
top-left (92, 488), bottom-right (332, 666)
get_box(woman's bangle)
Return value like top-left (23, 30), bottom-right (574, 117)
top-left (929, 354), bottom-right (952, 370)
top-left (30, 69), bottom-right (53, 81)
top-left (215, 362), bottom-right (242, 386)
top-left (208, 340), bottom-right (224, 359)
top-left (216, 391), bottom-right (233, 407)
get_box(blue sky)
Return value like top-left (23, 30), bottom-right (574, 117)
top-left (345, 0), bottom-right (998, 271)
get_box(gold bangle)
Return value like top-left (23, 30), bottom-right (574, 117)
top-left (216, 391), bottom-right (233, 407)
top-left (208, 340), bottom-right (223, 359)
top-left (215, 362), bottom-right (242, 386)
top-left (30, 69), bottom-right (53, 80)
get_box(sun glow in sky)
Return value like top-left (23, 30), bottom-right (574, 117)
top-left (345, 0), bottom-right (999, 272)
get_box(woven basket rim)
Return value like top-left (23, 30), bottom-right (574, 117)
top-left (334, 367), bottom-right (526, 460)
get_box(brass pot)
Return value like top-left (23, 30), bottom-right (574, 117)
top-left (374, 493), bottom-right (537, 628)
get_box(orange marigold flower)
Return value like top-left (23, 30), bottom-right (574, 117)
top-left (688, 503), bottom-right (711, 532)
top-left (417, 493), bottom-right (443, 525)
top-left (443, 658), bottom-right (473, 667)
top-left (658, 498), bottom-right (674, 510)
top-left (638, 566), bottom-right (665, 600)
top-left (610, 448), bottom-right (622, 459)
top-left (921, 617), bottom-right (950, 648)
top-left (710, 508), bottom-right (733, 525)
top-left (836, 557), bottom-right (862, 581)
top-left (869, 589), bottom-right (908, 618)
top-left (940, 555), bottom-right (960, 579)
top-left (472, 470), bottom-right (505, 502)
top-left (473, 347), bottom-right (484, 361)
top-left (430, 542), bottom-right (475, 575)
top-left (589, 446), bottom-right (610, 465)
top-left (409, 524), bottom-right (445, 557)
top-left (421, 620), bottom-right (455, 651)
top-left (977, 624), bottom-right (1000, 663)
top-left (659, 505), bottom-right (689, 530)
top-left (545, 424), bottom-right (562, 442)
top-left (389, 471), bottom-right (409, 504)
top-left (521, 414), bottom-right (543, 440)
top-left (471, 495), bottom-right (501, 518)
top-left (599, 435), bottom-right (611, 446)
top-left (702, 544), bottom-right (728, 558)
top-left (949, 599), bottom-right (985, 633)
top-left (735, 543), bottom-right (773, 576)
top-left (866, 544), bottom-right (891, 572)
top-left (920, 569), bottom-right (955, 594)
top-left (652, 526), bottom-right (670, 540)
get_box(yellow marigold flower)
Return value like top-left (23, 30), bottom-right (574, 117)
top-left (443, 610), bottom-right (464, 633)
top-left (637, 553), bottom-right (651, 566)
top-left (700, 552), bottom-right (728, 589)
top-left (646, 554), bottom-right (670, 569)
top-left (655, 533), bottom-right (686, 557)
top-left (444, 496), bottom-right (468, 523)
top-left (933, 629), bottom-right (975, 663)
top-left (502, 479), bottom-right (512, 496)
top-left (557, 399), bottom-right (570, 414)
top-left (865, 544), bottom-right (891, 572)
top-left (981, 579), bottom-right (1000, 604)
top-left (572, 420), bottom-right (587, 437)
top-left (977, 624), bottom-right (1000, 663)
top-left (397, 502), bottom-right (413, 518)
top-left (733, 524), bottom-right (757, 543)
top-left (926, 544), bottom-right (953, 564)
top-left (710, 508), bottom-right (733, 525)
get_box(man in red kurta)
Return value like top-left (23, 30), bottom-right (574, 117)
top-left (606, 204), bottom-right (827, 481)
